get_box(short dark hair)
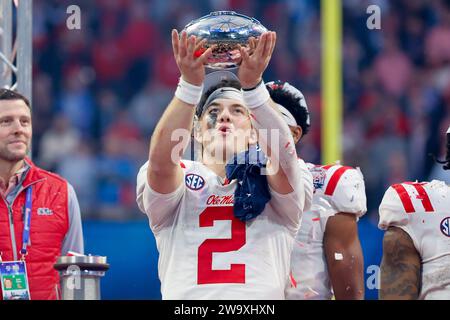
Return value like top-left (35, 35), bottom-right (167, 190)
top-left (267, 85), bottom-right (310, 136)
top-left (0, 88), bottom-right (31, 109)
top-left (196, 79), bottom-right (241, 118)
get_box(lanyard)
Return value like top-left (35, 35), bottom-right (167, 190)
top-left (20, 187), bottom-right (32, 260)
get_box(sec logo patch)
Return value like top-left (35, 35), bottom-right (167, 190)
top-left (440, 217), bottom-right (450, 237)
top-left (185, 174), bottom-right (205, 191)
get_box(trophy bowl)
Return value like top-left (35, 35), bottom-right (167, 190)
top-left (183, 11), bottom-right (268, 70)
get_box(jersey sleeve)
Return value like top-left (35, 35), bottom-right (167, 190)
top-left (328, 168), bottom-right (367, 218)
top-left (378, 185), bottom-right (419, 250)
top-left (136, 161), bottom-right (186, 233)
top-left (268, 158), bottom-right (313, 233)
top-left (378, 186), bottom-right (412, 230)
top-left (299, 159), bottom-right (314, 213)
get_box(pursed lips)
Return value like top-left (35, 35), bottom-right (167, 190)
top-left (217, 124), bottom-right (232, 133)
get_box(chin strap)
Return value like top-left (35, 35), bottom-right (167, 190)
top-left (430, 128), bottom-right (450, 170)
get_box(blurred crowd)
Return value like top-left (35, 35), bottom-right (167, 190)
top-left (31, 0), bottom-right (450, 220)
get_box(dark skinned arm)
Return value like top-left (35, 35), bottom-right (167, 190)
top-left (324, 212), bottom-right (365, 300)
top-left (379, 226), bottom-right (421, 300)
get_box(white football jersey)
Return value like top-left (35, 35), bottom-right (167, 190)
top-left (286, 163), bottom-right (367, 300)
top-left (136, 159), bottom-right (312, 300)
top-left (379, 180), bottom-right (450, 299)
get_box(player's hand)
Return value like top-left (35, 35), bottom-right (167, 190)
top-left (238, 31), bottom-right (276, 89)
top-left (247, 36), bottom-right (258, 55)
top-left (171, 29), bottom-right (213, 86)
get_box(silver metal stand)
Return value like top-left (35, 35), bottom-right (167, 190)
top-left (0, 0), bottom-right (32, 103)
top-left (54, 256), bottom-right (110, 300)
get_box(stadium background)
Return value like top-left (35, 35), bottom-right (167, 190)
top-left (31, 0), bottom-right (450, 299)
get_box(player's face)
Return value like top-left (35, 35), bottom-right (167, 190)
top-left (0, 99), bottom-right (32, 163)
top-left (198, 98), bottom-right (256, 161)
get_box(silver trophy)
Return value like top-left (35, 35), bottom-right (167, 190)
top-left (183, 11), bottom-right (268, 70)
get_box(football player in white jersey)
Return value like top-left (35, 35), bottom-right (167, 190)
top-left (379, 125), bottom-right (450, 300)
top-left (266, 81), bottom-right (367, 300)
top-left (136, 30), bottom-right (312, 299)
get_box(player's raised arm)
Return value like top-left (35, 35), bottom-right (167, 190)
top-left (147, 30), bottom-right (212, 194)
top-left (238, 31), bottom-right (301, 195)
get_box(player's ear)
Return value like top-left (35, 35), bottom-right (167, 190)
top-left (292, 126), bottom-right (303, 144)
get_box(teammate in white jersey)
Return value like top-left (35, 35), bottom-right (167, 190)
top-left (379, 125), bottom-right (450, 300)
top-left (266, 81), bottom-right (367, 300)
top-left (136, 30), bottom-right (312, 299)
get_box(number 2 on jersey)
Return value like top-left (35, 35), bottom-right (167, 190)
top-left (198, 206), bottom-right (246, 284)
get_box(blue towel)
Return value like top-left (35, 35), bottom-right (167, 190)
top-left (225, 145), bottom-right (271, 222)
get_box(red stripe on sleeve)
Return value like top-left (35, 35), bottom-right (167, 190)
top-left (324, 166), bottom-right (352, 196)
top-left (391, 184), bottom-right (415, 214)
top-left (406, 183), bottom-right (434, 212)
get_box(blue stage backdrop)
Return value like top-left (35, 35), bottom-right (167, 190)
top-left (83, 221), bottom-right (161, 299)
top-left (83, 217), bottom-right (384, 300)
